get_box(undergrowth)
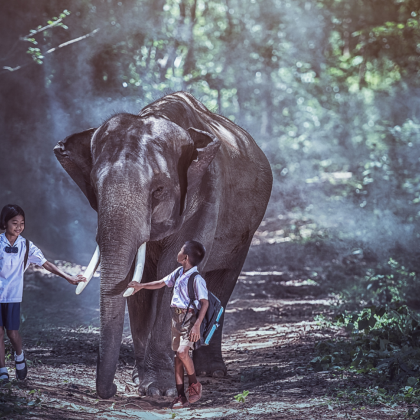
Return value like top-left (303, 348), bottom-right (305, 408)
top-left (325, 257), bottom-right (419, 310)
top-left (312, 258), bottom-right (420, 413)
top-left (0, 382), bottom-right (41, 417)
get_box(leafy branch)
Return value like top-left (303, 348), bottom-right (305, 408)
top-left (21, 10), bottom-right (71, 65)
top-left (21, 10), bottom-right (70, 41)
top-left (1, 10), bottom-right (99, 75)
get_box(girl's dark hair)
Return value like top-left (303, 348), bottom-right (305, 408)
top-left (183, 240), bottom-right (206, 266)
top-left (0, 204), bottom-right (25, 230)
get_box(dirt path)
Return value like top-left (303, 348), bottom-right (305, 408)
top-left (0, 263), bottom-right (407, 419)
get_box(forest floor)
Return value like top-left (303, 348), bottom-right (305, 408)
top-left (0, 243), bottom-right (409, 419)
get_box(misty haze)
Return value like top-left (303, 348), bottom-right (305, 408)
top-left (1, 0), bottom-right (420, 419)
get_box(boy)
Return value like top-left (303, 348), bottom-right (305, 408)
top-left (127, 240), bottom-right (209, 409)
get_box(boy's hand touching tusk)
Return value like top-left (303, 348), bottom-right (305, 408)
top-left (125, 281), bottom-right (143, 296)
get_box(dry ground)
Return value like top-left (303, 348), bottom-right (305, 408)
top-left (0, 258), bottom-right (408, 419)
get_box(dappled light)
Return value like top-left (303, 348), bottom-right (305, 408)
top-left (2, 0), bottom-right (420, 418)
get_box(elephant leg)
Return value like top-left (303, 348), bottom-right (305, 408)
top-left (127, 263), bottom-right (157, 386)
top-left (191, 268), bottom-right (233, 377)
top-left (194, 245), bottom-right (251, 377)
top-left (137, 239), bottom-right (191, 396)
top-left (137, 285), bottom-right (176, 397)
top-left (193, 309), bottom-right (227, 377)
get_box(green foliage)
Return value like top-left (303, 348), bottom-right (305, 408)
top-left (311, 298), bottom-right (420, 406)
top-left (318, 0), bottom-right (420, 87)
top-left (234, 390), bottom-right (249, 403)
top-left (23, 10), bottom-right (71, 65)
top-left (323, 258), bottom-right (419, 312)
top-left (4, 0), bottom-right (420, 262)
top-left (331, 384), bottom-right (420, 409)
top-left (313, 256), bottom-right (420, 408)
top-left (26, 47), bottom-right (44, 65)
top-left (88, 0), bottom-right (420, 249)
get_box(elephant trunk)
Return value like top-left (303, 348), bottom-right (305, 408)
top-left (95, 198), bottom-right (150, 399)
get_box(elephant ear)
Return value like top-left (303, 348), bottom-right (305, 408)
top-left (54, 128), bottom-right (98, 211)
top-left (178, 127), bottom-right (221, 215)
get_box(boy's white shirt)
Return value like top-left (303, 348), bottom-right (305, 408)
top-left (164, 266), bottom-right (208, 310)
top-left (0, 233), bottom-right (46, 303)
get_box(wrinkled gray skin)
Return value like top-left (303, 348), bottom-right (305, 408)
top-left (54, 92), bottom-right (272, 399)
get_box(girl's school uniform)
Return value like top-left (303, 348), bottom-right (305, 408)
top-left (0, 233), bottom-right (46, 330)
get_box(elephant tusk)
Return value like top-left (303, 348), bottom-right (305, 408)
top-left (76, 245), bottom-right (100, 295)
top-left (123, 242), bottom-right (146, 297)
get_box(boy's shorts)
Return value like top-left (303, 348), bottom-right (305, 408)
top-left (0, 303), bottom-right (21, 330)
top-left (171, 307), bottom-right (197, 351)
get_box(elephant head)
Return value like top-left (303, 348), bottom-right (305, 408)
top-left (54, 113), bottom-right (220, 398)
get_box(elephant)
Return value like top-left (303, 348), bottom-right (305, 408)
top-left (54, 91), bottom-right (272, 399)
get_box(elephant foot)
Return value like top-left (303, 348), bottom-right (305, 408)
top-left (136, 356), bottom-right (176, 397)
top-left (196, 363), bottom-right (227, 377)
top-left (138, 377), bottom-right (177, 397)
top-left (212, 368), bottom-right (226, 378)
top-left (193, 351), bottom-right (227, 377)
top-left (96, 383), bottom-right (117, 399)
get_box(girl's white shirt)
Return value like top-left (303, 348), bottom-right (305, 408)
top-left (0, 233), bottom-right (46, 303)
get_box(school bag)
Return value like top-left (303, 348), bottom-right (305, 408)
top-left (173, 268), bottom-right (224, 350)
top-left (24, 239), bottom-right (29, 270)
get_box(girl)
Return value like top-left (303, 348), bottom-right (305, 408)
top-left (0, 204), bottom-right (85, 384)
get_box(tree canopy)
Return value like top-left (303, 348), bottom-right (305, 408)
top-left (1, 0), bottom-right (419, 260)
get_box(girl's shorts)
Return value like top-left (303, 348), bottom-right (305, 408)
top-left (0, 303), bottom-right (21, 330)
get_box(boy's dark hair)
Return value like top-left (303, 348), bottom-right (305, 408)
top-left (183, 240), bottom-right (206, 266)
top-left (0, 204), bottom-right (25, 230)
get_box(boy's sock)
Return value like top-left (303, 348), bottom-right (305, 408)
top-left (0, 367), bottom-right (8, 380)
top-left (176, 383), bottom-right (185, 397)
top-left (187, 372), bottom-right (197, 386)
top-left (15, 350), bottom-right (25, 369)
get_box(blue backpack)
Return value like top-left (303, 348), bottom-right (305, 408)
top-left (173, 268), bottom-right (224, 350)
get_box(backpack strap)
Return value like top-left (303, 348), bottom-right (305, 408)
top-left (181, 272), bottom-right (199, 325)
top-left (187, 272), bottom-right (199, 312)
top-left (24, 239), bottom-right (30, 270)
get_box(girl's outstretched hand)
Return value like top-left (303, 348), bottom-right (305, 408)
top-left (42, 261), bottom-right (87, 285)
top-left (66, 274), bottom-right (86, 285)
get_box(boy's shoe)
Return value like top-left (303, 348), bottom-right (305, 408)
top-left (15, 358), bottom-right (27, 380)
top-left (170, 395), bottom-right (190, 409)
top-left (187, 382), bottom-right (202, 404)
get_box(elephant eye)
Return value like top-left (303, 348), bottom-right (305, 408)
top-left (153, 187), bottom-right (164, 198)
